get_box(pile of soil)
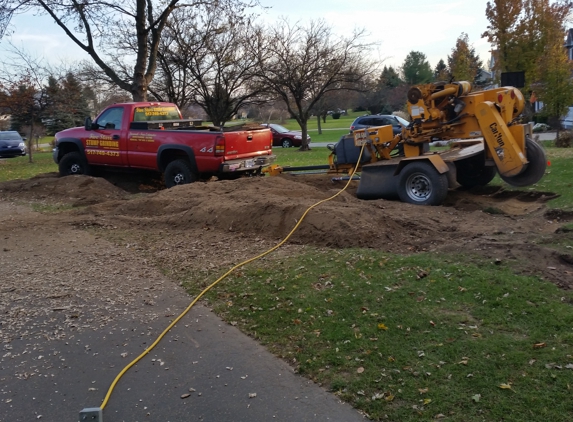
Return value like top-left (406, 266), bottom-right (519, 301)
top-left (1, 172), bottom-right (573, 289)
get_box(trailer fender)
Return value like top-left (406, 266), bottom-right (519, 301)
top-left (395, 154), bottom-right (449, 176)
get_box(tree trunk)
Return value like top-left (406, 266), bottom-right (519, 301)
top-left (131, 77), bottom-right (148, 102)
top-left (299, 122), bottom-right (311, 151)
top-left (28, 121), bottom-right (34, 164)
top-left (317, 115), bottom-right (322, 135)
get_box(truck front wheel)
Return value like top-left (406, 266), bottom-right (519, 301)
top-left (397, 161), bottom-right (449, 206)
top-left (164, 159), bottom-right (196, 188)
top-left (58, 152), bottom-right (91, 176)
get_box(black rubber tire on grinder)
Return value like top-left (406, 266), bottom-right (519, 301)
top-left (397, 161), bottom-right (449, 206)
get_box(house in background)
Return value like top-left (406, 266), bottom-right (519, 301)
top-left (565, 28), bottom-right (573, 60)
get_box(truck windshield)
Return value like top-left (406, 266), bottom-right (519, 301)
top-left (133, 106), bottom-right (181, 121)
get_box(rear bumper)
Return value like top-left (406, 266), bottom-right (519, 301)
top-left (220, 155), bottom-right (276, 172)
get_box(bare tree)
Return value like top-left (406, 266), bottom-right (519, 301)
top-left (150, 6), bottom-right (265, 126)
top-left (0, 45), bottom-right (52, 162)
top-left (254, 19), bottom-right (373, 150)
top-left (0, 0), bottom-right (256, 101)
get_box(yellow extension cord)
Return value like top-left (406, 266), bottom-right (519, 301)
top-left (100, 145), bottom-right (366, 410)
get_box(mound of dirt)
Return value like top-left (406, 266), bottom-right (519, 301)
top-left (71, 174), bottom-right (555, 252)
top-left (2, 172), bottom-right (572, 289)
top-left (0, 173), bottom-right (128, 206)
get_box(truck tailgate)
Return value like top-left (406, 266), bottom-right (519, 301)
top-left (223, 128), bottom-right (272, 159)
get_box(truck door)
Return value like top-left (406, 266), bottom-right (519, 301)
top-left (84, 106), bottom-right (126, 166)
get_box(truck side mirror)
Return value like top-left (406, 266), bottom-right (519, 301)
top-left (85, 117), bottom-right (93, 131)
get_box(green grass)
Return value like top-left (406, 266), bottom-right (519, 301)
top-left (0, 152), bottom-right (57, 182)
top-left (273, 147), bottom-right (333, 168)
top-left (276, 110), bottom-right (364, 132)
top-left (178, 249), bottom-right (573, 422)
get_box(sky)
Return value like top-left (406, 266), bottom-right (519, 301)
top-left (1, 0), bottom-right (493, 72)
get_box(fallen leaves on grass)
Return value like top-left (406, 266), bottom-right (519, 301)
top-left (533, 342), bottom-right (547, 349)
top-left (378, 323), bottom-right (388, 331)
top-left (499, 383), bottom-right (512, 390)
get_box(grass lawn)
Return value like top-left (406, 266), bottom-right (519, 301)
top-left (0, 151), bottom-right (57, 182)
top-left (277, 111), bottom-right (362, 132)
top-left (183, 249), bottom-right (573, 421)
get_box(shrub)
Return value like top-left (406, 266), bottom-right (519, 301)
top-left (332, 112), bottom-right (341, 120)
top-left (555, 130), bottom-right (573, 148)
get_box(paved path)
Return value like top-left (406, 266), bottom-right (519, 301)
top-left (0, 203), bottom-right (365, 422)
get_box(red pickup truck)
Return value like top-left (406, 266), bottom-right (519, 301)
top-left (53, 102), bottom-right (275, 187)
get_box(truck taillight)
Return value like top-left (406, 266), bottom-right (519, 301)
top-left (215, 136), bottom-right (225, 156)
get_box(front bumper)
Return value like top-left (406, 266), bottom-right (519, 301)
top-left (220, 154), bottom-right (276, 173)
top-left (0, 146), bottom-right (26, 157)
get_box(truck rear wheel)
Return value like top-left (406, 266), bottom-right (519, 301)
top-left (59, 152), bottom-right (91, 176)
top-left (164, 159), bottom-right (196, 188)
top-left (397, 161), bottom-right (449, 206)
top-left (455, 153), bottom-right (497, 188)
top-left (500, 138), bottom-right (547, 187)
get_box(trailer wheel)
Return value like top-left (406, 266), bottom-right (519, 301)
top-left (455, 154), bottom-right (497, 188)
top-left (398, 161), bottom-right (449, 206)
top-left (164, 159), bottom-right (196, 188)
top-left (500, 138), bottom-right (547, 187)
top-left (59, 152), bottom-right (91, 176)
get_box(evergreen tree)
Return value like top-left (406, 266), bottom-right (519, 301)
top-left (433, 59), bottom-right (450, 81)
top-left (44, 73), bottom-right (91, 135)
top-left (402, 51), bottom-right (433, 85)
top-left (378, 66), bottom-right (403, 89)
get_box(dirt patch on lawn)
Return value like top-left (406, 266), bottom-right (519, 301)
top-left (1, 172), bottom-right (572, 289)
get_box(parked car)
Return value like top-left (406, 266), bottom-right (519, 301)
top-left (262, 123), bottom-right (311, 148)
top-left (350, 114), bottom-right (410, 134)
top-left (0, 131), bottom-right (27, 158)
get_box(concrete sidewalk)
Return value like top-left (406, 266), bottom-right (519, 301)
top-left (3, 302), bottom-right (364, 421)
top-left (0, 203), bottom-right (365, 422)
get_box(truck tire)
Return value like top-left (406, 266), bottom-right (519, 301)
top-left (281, 138), bottom-right (292, 148)
top-left (58, 152), bottom-right (91, 176)
top-left (164, 159), bottom-right (196, 188)
top-left (500, 138), bottom-right (547, 187)
top-left (455, 154), bottom-right (497, 188)
top-left (397, 161), bottom-right (449, 206)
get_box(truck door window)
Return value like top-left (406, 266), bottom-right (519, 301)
top-left (97, 107), bottom-right (124, 130)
